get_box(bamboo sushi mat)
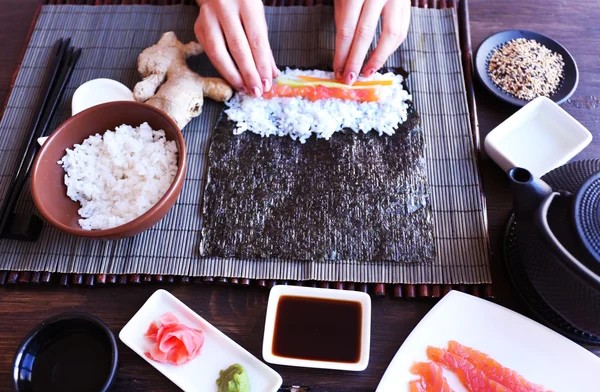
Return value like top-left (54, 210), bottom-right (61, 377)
top-left (0, 1), bottom-right (492, 288)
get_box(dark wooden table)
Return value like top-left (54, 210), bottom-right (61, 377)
top-left (1, 1), bottom-right (599, 391)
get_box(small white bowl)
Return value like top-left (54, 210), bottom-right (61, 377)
top-left (484, 96), bottom-right (592, 177)
top-left (262, 285), bottom-right (371, 371)
top-left (38, 79), bottom-right (135, 147)
top-left (71, 78), bottom-right (134, 116)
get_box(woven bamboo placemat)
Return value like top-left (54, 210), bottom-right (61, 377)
top-left (0, 0), bottom-right (491, 297)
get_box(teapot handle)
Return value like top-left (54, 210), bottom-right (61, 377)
top-left (534, 192), bottom-right (600, 287)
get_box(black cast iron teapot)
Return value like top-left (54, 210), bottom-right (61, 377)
top-left (508, 166), bottom-right (600, 335)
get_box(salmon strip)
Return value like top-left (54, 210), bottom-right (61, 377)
top-left (263, 84), bottom-right (380, 102)
top-left (297, 75), bottom-right (394, 86)
top-left (409, 361), bottom-right (455, 392)
top-left (427, 347), bottom-right (511, 392)
top-left (447, 341), bottom-right (550, 392)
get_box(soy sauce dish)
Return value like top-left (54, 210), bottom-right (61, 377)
top-left (12, 312), bottom-right (118, 392)
top-left (262, 285), bottom-right (371, 371)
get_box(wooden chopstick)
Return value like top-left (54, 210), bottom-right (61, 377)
top-left (0, 38), bottom-right (82, 239)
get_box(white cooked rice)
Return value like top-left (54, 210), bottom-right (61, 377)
top-left (224, 68), bottom-right (412, 143)
top-left (58, 122), bottom-right (178, 230)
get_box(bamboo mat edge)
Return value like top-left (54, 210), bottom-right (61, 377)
top-left (0, 0), bottom-right (492, 298)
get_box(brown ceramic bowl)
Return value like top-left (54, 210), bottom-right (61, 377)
top-left (31, 101), bottom-right (187, 240)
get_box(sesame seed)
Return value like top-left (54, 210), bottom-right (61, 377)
top-left (487, 38), bottom-right (565, 101)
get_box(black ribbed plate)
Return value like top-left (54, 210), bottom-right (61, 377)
top-left (574, 173), bottom-right (600, 268)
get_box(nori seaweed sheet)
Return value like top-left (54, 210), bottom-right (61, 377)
top-left (200, 71), bottom-right (435, 263)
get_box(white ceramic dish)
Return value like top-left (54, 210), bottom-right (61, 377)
top-left (119, 289), bottom-right (282, 392)
top-left (262, 285), bottom-right (371, 371)
top-left (38, 79), bottom-right (135, 146)
top-left (484, 96), bottom-right (592, 177)
top-left (71, 78), bottom-right (134, 116)
top-left (376, 290), bottom-right (600, 392)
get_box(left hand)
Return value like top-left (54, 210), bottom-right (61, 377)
top-left (333, 0), bottom-right (411, 84)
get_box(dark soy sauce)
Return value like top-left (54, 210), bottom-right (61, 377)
top-left (272, 296), bottom-right (362, 363)
top-left (31, 330), bottom-right (112, 392)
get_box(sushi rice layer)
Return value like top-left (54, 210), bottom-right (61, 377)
top-left (224, 69), bottom-right (412, 143)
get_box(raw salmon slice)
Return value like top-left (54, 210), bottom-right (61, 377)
top-left (409, 378), bottom-right (429, 392)
top-left (447, 341), bottom-right (550, 392)
top-left (427, 347), bottom-right (511, 392)
top-left (409, 361), bottom-right (455, 392)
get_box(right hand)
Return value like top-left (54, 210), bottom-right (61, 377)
top-left (194, 0), bottom-right (278, 97)
top-left (333, 0), bottom-right (411, 84)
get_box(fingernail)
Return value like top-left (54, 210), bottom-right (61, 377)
top-left (239, 86), bottom-right (247, 94)
top-left (335, 70), bottom-right (343, 80)
top-left (262, 79), bottom-right (272, 92)
top-left (364, 68), bottom-right (376, 77)
top-left (344, 72), bottom-right (356, 85)
top-left (252, 86), bottom-right (262, 97)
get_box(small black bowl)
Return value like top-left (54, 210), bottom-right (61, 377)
top-left (12, 312), bottom-right (118, 392)
top-left (475, 29), bottom-right (579, 107)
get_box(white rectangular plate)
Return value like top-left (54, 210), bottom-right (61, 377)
top-left (376, 290), bottom-right (600, 392)
top-left (119, 289), bottom-right (282, 392)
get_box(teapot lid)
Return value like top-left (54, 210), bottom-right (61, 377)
top-left (574, 172), bottom-right (600, 263)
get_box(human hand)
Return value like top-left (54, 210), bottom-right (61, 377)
top-left (333, 0), bottom-right (411, 84)
top-left (194, 0), bottom-right (278, 96)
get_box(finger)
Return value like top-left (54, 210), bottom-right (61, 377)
top-left (240, 1), bottom-right (274, 92)
top-left (342, 0), bottom-right (386, 84)
top-left (362, 0), bottom-right (410, 76)
top-left (271, 53), bottom-right (279, 78)
top-left (218, 8), bottom-right (263, 96)
top-left (195, 7), bottom-right (246, 92)
top-left (333, 0), bottom-right (364, 80)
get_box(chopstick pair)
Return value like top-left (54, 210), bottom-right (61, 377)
top-left (0, 38), bottom-right (82, 241)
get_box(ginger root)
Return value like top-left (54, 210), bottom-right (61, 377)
top-left (133, 31), bottom-right (233, 129)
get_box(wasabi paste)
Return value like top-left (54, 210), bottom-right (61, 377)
top-left (216, 363), bottom-right (250, 392)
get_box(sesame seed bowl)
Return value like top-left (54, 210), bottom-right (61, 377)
top-left (475, 30), bottom-right (578, 107)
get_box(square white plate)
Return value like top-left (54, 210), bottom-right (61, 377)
top-left (262, 285), bottom-right (371, 371)
top-left (484, 96), bottom-right (592, 177)
top-left (376, 290), bottom-right (600, 392)
top-left (119, 289), bottom-right (282, 392)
